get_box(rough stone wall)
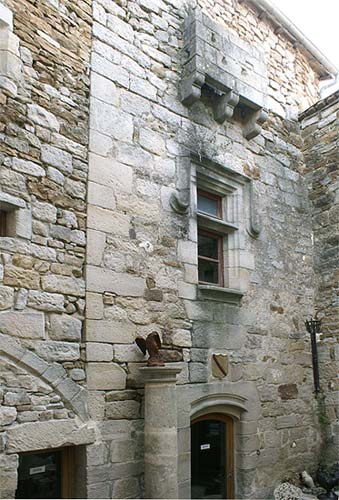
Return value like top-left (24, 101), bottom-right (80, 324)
top-left (300, 91), bottom-right (339, 465)
top-left (0, 0), bottom-right (92, 496)
top-left (86, 1), bottom-right (325, 498)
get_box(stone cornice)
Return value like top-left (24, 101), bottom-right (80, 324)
top-left (299, 90), bottom-right (339, 120)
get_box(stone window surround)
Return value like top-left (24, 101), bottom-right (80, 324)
top-left (0, 2), bottom-right (22, 98)
top-left (0, 191), bottom-right (31, 239)
top-left (176, 154), bottom-right (259, 303)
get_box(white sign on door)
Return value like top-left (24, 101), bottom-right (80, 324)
top-left (200, 444), bottom-right (210, 450)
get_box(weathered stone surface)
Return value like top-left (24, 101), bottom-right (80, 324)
top-left (112, 477), bottom-right (140, 499)
top-left (86, 292), bottom-right (104, 319)
top-left (70, 368), bottom-right (86, 381)
top-left (86, 319), bottom-right (136, 344)
top-left (90, 97), bottom-right (133, 141)
top-left (12, 158), bottom-right (45, 177)
top-left (0, 311), bottom-right (45, 339)
top-left (49, 314), bottom-right (82, 341)
top-left (0, 406), bottom-right (17, 426)
top-left (114, 344), bottom-right (144, 363)
top-left (41, 145), bottom-right (72, 173)
top-left (278, 383), bottom-right (298, 400)
top-left (87, 342), bottom-right (114, 362)
top-left (88, 154), bottom-right (133, 193)
top-left (28, 291), bottom-right (64, 312)
top-left (87, 362), bottom-right (127, 390)
top-left (32, 201), bottom-right (57, 223)
top-left (4, 265), bottom-right (40, 289)
top-left (27, 104), bottom-right (60, 132)
top-left (87, 266), bottom-right (144, 295)
top-left (41, 275), bottom-right (85, 297)
top-left (0, 285), bottom-right (14, 310)
top-left (36, 341), bottom-right (80, 361)
top-left (6, 421), bottom-right (95, 453)
top-left (105, 400), bottom-right (140, 419)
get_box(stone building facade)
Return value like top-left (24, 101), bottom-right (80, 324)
top-left (0, 0), bottom-right (337, 498)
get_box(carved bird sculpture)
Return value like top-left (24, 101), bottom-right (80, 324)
top-left (135, 332), bottom-right (164, 367)
top-left (300, 470), bottom-right (315, 489)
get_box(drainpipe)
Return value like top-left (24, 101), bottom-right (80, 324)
top-left (305, 318), bottom-right (321, 395)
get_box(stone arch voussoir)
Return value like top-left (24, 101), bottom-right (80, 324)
top-left (0, 333), bottom-right (88, 422)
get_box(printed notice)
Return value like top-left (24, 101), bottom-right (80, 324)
top-left (29, 466), bottom-right (46, 475)
top-left (200, 444), bottom-right (210, 450)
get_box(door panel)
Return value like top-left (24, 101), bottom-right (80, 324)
top-left (16, 447), bottom-right (74, 499)
top-left (191, 414), bottom-right (234, 499)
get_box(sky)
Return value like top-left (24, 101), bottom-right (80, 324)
top-left (270, 0), bottom-right (339, 70)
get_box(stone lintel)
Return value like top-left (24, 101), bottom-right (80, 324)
top-left (0, 191), bottom-right (26, 210)
top-left (6, 420), bottom-right (95, 453)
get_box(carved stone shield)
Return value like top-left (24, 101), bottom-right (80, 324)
top-left (211, 353), bottom-right (228, 379)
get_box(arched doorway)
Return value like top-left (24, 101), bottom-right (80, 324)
top-left (191, 413), bottom-right (234, 499)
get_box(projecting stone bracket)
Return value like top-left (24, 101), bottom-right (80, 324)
top-left (180, 72), bottom-right (205, 107)
top-left (243, 108), bottom-right (268, 140)
top-left (213, 90), bottom-right (239, 123)
top-left (169, 190), bottom-right (190, 215)
top-left (180, 8), bottom-right (268, 140)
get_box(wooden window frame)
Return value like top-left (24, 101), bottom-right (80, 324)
top-left (192, 413), bottom-right (235, 499)
top-left (198, 229), bottom-right (224, 287)
top-left (197, 189), bottom-right (222, 219)
top-left (17, 447), bottom-right (74, 499)
top-left (0, 210), bottom-right (7, 237)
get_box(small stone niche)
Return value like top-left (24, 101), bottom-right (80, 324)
top-left (180, 8), bottom-right (268, 139)
top-left (0, 192), bottom-right (31, 239)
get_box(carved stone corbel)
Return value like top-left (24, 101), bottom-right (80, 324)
top-left (243, 108), bottom-right (268, 140)
top-left (213, 90), bottom-right (239, 123)
top-left (246, 182), bottom-right (261, 239)
top-left (180, 72), bottom-right (206, 107)
top-left (169, 190), bottom-right (190, 214)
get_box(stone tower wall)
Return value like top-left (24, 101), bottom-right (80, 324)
top-left (85, 1), bottom-right (328, 498)
top-left (301, 91), bottom-right (339, 466)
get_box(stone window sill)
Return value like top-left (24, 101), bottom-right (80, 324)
top-left (197, 212), bottom-right (238, 235)
top-left (198, 284), bottom-right (243, 303)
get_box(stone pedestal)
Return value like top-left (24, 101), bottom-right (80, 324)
top-left (140, 366), bottom-right (181, 499)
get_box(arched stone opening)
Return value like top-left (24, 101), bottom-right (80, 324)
top-left (176, 382), bottom-right (260, 499)
top-left (0, 333), bottom-right (95, 498)
top-left (0, 333), bottom-right (88, 421)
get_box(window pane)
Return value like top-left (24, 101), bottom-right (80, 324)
top-left (197, 193), bottom-right (219, 217)
top-left (16, 451), bottom-right (62, 499)
top-left (198, 234), bottom-right (219, 259)
top-left (198, 259), bottom-right (219, 284)
top-left (0, 211), bottom-right (7, 237)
